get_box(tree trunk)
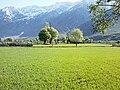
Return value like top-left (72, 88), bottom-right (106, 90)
top-left (52, 43), bottom-right (53, 47)
top-left (44, 40), bottom-right (46, 44)
top-left (67, 39), bottom-right (70, 44)
top-left (76, 42), bottom-right (77, 47)
top-left (50, 38), bottom-right (52, 44)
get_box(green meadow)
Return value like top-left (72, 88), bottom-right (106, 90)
top-left (0, 44), bottom-right (120, 90)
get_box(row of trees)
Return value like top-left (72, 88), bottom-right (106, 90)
top-left (39, 0), bottom-right (119, 45)
top-left (39, 0), bottom-right (120, 46)
top-left (39, 23), bottom-right (84, 46)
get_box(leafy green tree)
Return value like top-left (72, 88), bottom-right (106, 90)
top-left (66, 33), bottom-right (70, 44)
top-left (39, 28), bottom-right (51, 44)
top-left (70, 28), bottom-right (84, 47)
top-left (39, 22), bottom-right (59, 45)
top-left (5, 38), bottom-right (13, 42)
top-left (89, 0), bottom-right (120, 33)
top-left (60, 34), bottom-right (66, 43)
top-left (48, 27), bottom-right (59, 44)
top-left (44, 22), bottom-right (50, 29)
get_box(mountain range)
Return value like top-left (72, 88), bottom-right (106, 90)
top-left (0, 0), bottom-right (120, 40)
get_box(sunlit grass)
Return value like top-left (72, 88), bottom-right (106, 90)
top-left (0, 45), bottom-right (120, 89)
top-left (34, 43), bottom-right (112, 47)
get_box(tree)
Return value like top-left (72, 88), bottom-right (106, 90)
top-left (60, 34), bottom-right (67, 43)
top-left (89, 0), bottom-right (120, 33)
top-left (0, 38), bottom-right (1, 42)
top-left (39, 28), bottom-right (51, 44)
top-left (48, 27), bottom-right (59, 44)
top-left (38, 22), bottom-right (59, 45)
top-left (5, 38), bottom-right (13, 42)
top-left (70, 28), bottom-right (84, 47)
top-left (66, 33), bottom-right (70, 44)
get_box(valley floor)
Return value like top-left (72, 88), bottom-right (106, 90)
top-left (0, 44), bottom-right (120, 89)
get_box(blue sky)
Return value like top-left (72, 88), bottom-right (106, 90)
top-left (0, 0), bottom-right (80, 9)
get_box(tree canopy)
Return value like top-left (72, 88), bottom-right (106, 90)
top-left (39, 27), bottom-right (51, 44)
top-left (70, 28), bottom-right (84, 46)
top-left (48, 27), bottom-right (59, 44)
top-left (60, 34), bottom-right (67, 43)
top-left (89, 0), bottom-right (120, 33)
top-left (39, 22), bottom-right (59, 44)
top-left (5, 38), bottom-right (13, 42)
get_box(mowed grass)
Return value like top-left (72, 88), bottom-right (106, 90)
top-left (34, 43), bottom-right (112, 47)
top-left (0, 45), bottom-right (120, 90)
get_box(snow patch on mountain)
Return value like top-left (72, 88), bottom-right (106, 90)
top-left (2, 7), bottom-right (15, 21)
top-left (19, 6), bottom-right (47, 17)
top-left (2, 7), bottom-right (12, 16)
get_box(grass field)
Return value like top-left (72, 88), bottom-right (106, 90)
top-left (0, 44), bottom-right (120, 90)
top-left (34, 43), bottom-right (112, 47)
top-left (34, 43), bottom-right (112, 48)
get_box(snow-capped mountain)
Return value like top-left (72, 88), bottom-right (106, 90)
top-left (19, 6), bottom-right (47, 18)
top-left (2, 7), bottom-right (15, 18)
top-left (0, 7), bottom-right (27, 22)
top-left (0, 0), bottom-right (96, 37)
top-left (19, 2), bottom-right (75, 17)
